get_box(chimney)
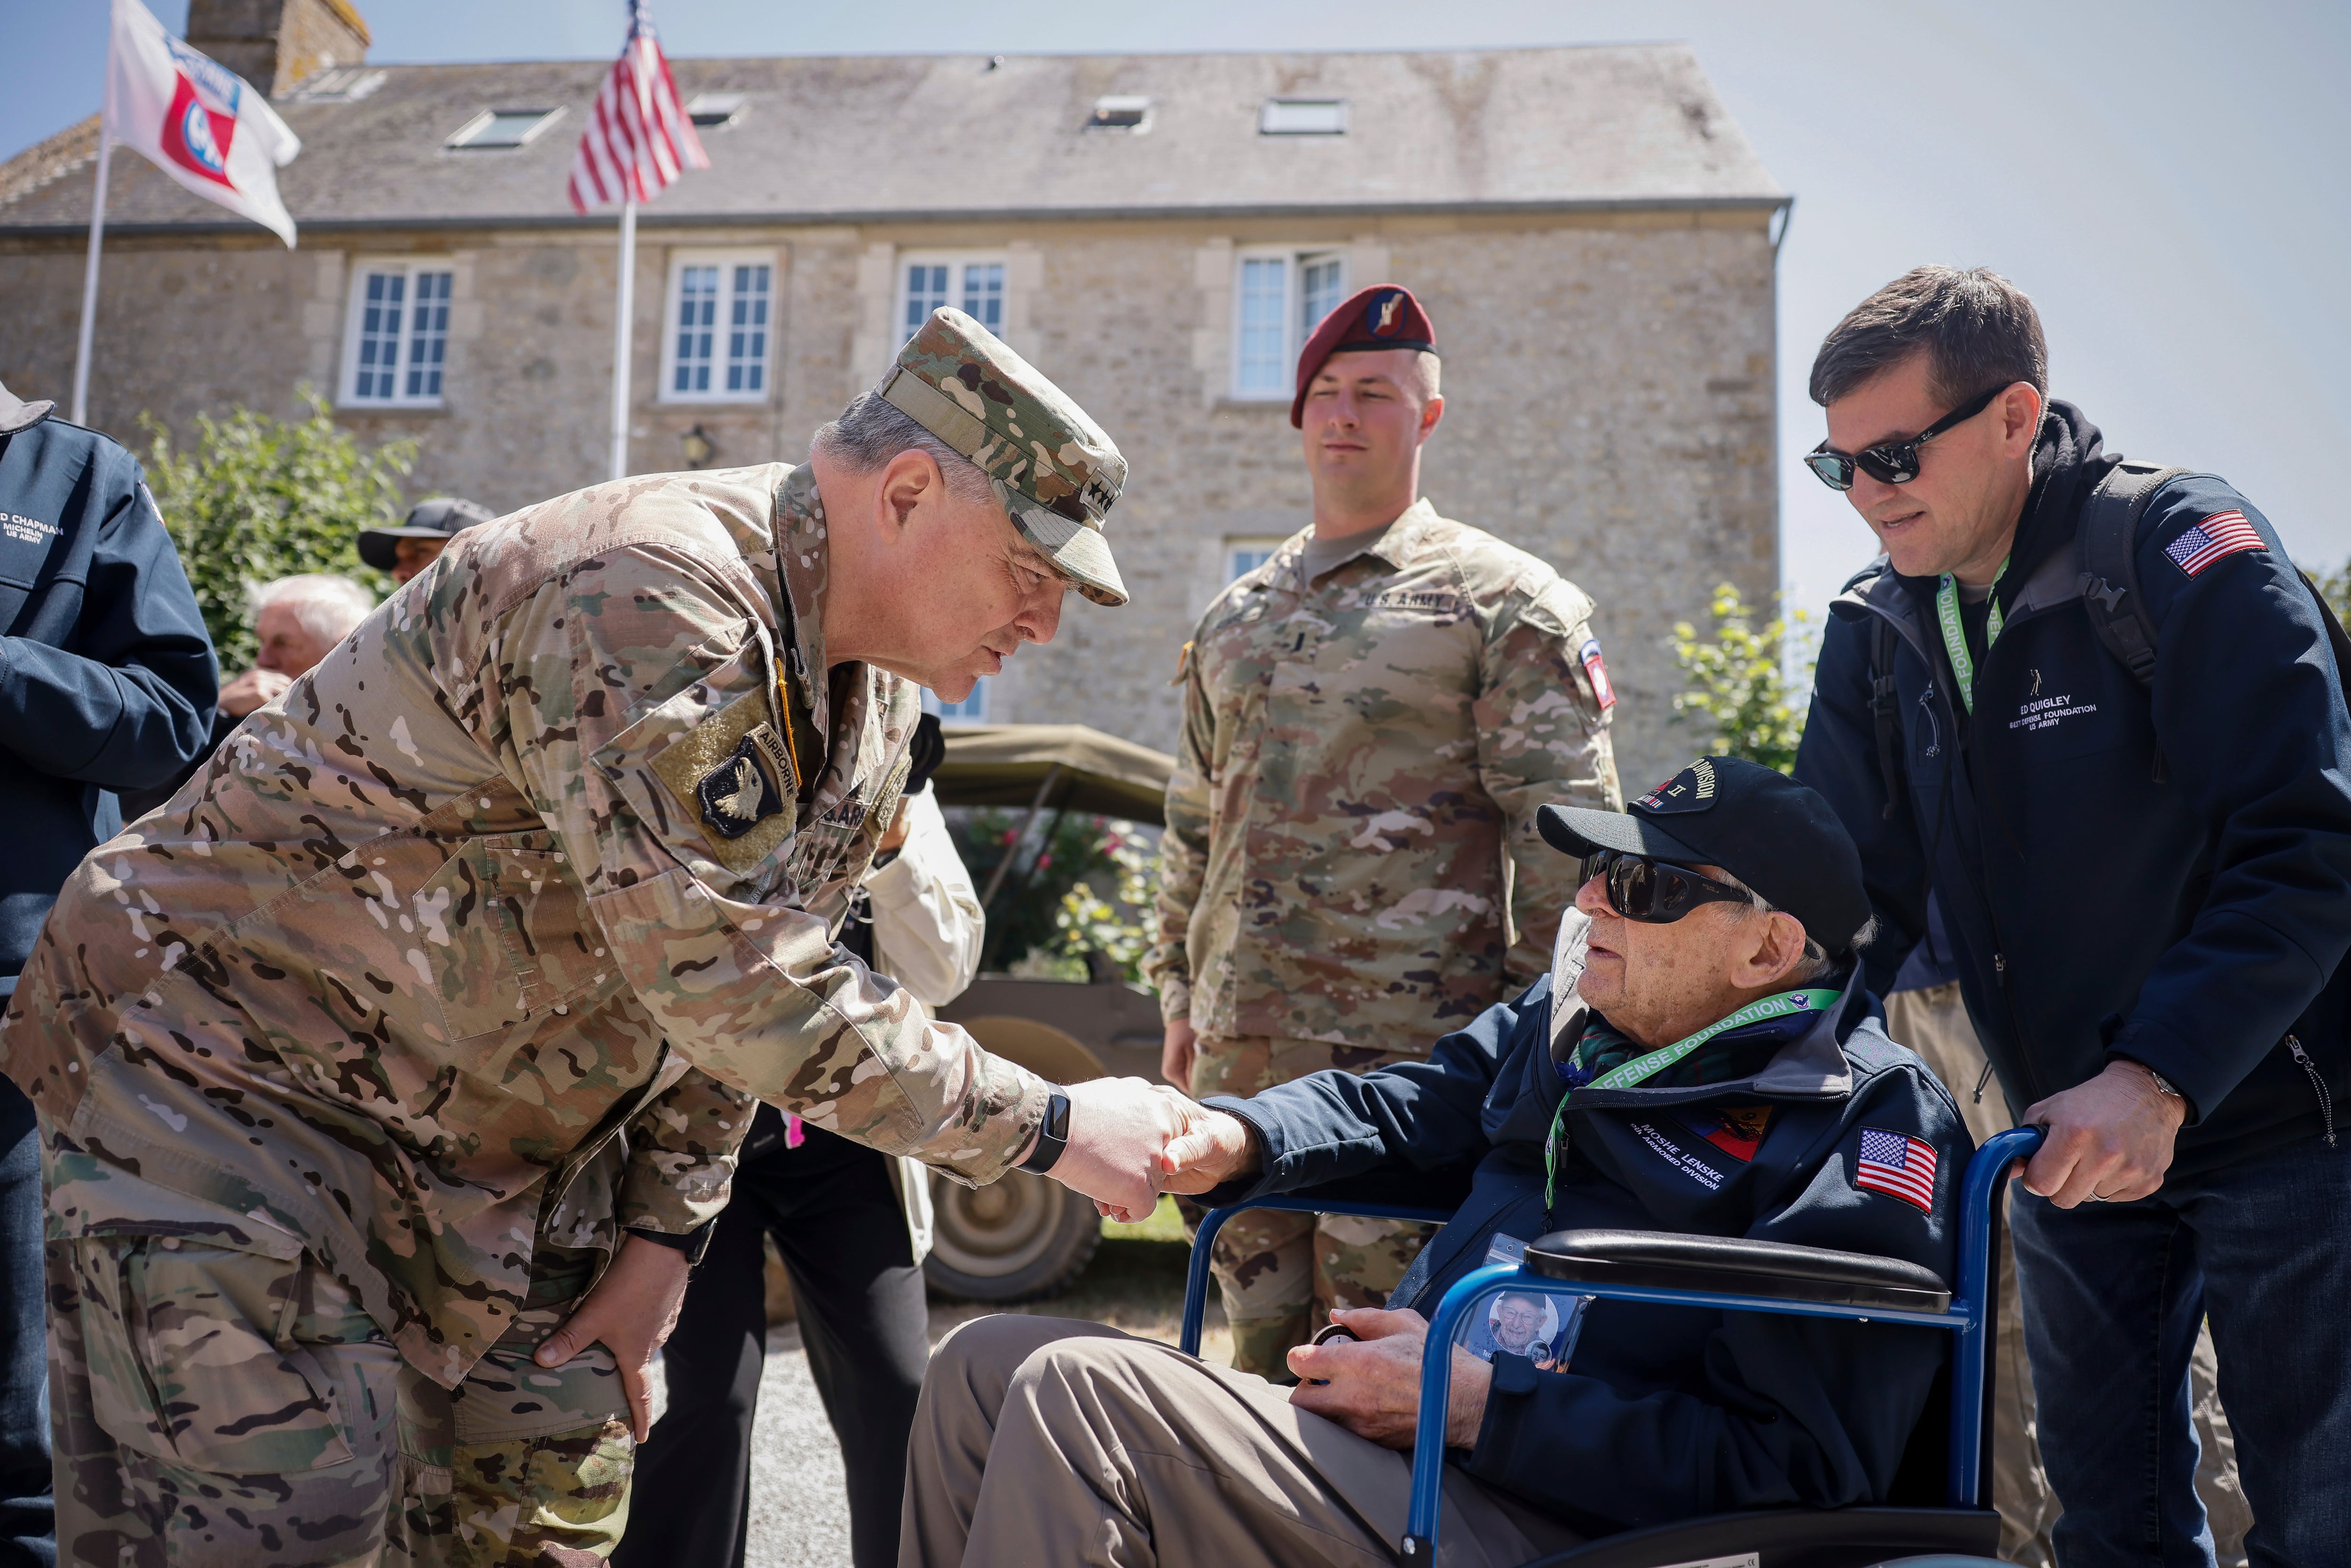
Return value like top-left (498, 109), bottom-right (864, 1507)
top-left (184, 0), bottom-right (371, 97)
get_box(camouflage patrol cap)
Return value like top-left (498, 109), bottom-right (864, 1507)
top-left (879, 307), bottom-right (1129, 607)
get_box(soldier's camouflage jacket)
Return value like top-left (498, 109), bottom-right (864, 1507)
top-left (0, 464), bottom-right (1047, 1387)
top-left (1142, 501), bottom-right (1622, 1053)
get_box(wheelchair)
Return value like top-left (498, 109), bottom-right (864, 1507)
top-left (1178, 1125), bottom-right (2042, 1568)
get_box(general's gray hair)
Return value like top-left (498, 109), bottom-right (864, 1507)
top-left (1809, 265), bottom-right (2048, 409)
top-left (250, 573), bottom-right (376, 647)
top-left (1714, 867), bottom-right (1874, 986)
top-left (809, 390), bottom-right (997, 509)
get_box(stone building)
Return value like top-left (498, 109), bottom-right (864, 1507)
top-left (0, 0), bottom-right (1787, 783)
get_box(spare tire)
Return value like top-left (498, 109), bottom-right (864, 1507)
top-left (924, 1167), bottom-right (1100, 1302)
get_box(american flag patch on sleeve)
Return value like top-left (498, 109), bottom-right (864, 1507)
top-left (2163, 511), bottom-right (2264, 578)
top-left (1854, 1128), bottom-right (1938, 1212)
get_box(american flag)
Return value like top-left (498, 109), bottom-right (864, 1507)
top-left (1854, 1127), bottom-right (1937, 1213)
top-left (2163, 511), bottom-right (2265, 578)
top-left (566, 2), bottom-right (708, 215)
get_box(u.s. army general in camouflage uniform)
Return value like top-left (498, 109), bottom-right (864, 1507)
top-left (1142, 285), bottom-right (1622, 1378)
top-left (0, 308), bottom-right (1150, 1566)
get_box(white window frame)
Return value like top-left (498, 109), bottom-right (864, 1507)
top-left (658, 249), bottom-right (778, 405)
top-left (897, 252), bottom-right (1011, 349)
top-left (924, 679), bottom-right (991, 726)
top-left (1225, 536), bottom-right (1288, 583)
top-left (1230, 247), bottom-right (1348, 401)
top-left (340, 258), bottom-right (457, 409)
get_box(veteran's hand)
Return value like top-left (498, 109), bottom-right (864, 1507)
top-left (218, 665), bottom-right (294, 718)
top-left (1040, 1076), bottom-right (1191, 1223)
top-left (1155, 1106), bottom-right (1260, 1194)
top-left (533, 1232), bottom-right (693, 1441)
top-left (1287, 1308), bottom-right (1491, 1452)
top-left (2020, 1059), bottom-right (2189, 1208)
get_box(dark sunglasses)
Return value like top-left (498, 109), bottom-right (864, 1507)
top-left (1579, 849), bottom-right (1753, 925)
top-left (1803, 383), bottom-right (2004, 491)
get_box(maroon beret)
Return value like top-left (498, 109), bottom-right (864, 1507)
top-left (1290, 284), bottom-right (1437, 427)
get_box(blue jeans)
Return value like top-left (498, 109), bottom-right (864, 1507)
top-left (2012, 1131), bottom-right (2351, 1568)
top-left (0, 1075), bottom-right (53, 1568)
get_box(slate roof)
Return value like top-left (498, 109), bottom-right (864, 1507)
top-left (0, 46), bottom-right (1782, 235)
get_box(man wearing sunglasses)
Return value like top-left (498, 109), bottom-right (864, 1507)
top-left (900, 757), bottom-right (1972, 1562)
top-left (1793, 265), bottom-right (2351, 1564)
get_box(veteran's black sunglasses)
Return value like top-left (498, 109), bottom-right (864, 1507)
top-left (1579, 849), bottom-right (1753, 925)
top-left (1804, 383), bottom-right (2004, 492)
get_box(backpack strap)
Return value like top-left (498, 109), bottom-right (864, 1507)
top-left (1867, 613), bottom-right (1905, 819)
top-left (2077, 459), bottom-right (2189, 689)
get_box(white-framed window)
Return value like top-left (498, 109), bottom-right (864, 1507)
top-left (1259, 98), bottom-right (1349, 136)
top-left (660, 251), bottom-right (775, 403)
top-left (342, 260), bottom-right (455, 407)
top-left (1227, 537), bottom-right (1286, 582)
top-left (925, 679), bottom-right (990, 725)
top-left (1231, 248), bottom-right (1347, 399)
top-left (900, 254), bottom-right (1007, 345)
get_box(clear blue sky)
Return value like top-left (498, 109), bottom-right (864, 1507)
top-left (6, 0), bottom-right (2347, 621)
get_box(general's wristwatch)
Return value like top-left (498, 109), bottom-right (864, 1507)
top-left (1018, 1090), bottom-right (1072, 1174)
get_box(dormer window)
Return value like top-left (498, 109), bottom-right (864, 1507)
top-left (686, 92), bottom-right (747, 130)
top-left (1086, 95), bottom-right (1152, 133)
top-left (446, 108), bottom-right (564, 150)
top-left (1259, 98), bottom-right (1347, 136)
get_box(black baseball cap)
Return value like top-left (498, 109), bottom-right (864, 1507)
top-left (1537, 756), bottom-right (1873, 954)
top-left (359, 497), bottom-right (495, 571)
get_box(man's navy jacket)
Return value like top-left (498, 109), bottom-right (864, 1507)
top-left (1198, 940), bottom-right (1972, 1537)
top-left (1795, 400), bottom-right (2351, 1179)
top-left (0, 385), bottom-right (215, 996)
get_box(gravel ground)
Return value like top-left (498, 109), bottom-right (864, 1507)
top-left (650, 1211), bottom-right (1230, 1568)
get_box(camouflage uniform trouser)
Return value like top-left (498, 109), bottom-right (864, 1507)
top-left (46, 1234), bottom-right (635, 1567)
top-left (1188, 1035), bottom-right (1436, 1381)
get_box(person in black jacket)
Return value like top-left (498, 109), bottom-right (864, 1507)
top-left (900, 758), bottom-right (1972, 1563)
top-left (1791, 266), bottom-right (2351, 1566)
top-left (0, 379), bottom-right (216, 1568)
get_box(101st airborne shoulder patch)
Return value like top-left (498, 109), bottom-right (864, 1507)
top-left (650, 691), bottom-right (801, 874)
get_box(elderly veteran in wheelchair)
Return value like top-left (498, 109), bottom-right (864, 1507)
top-left (899, 757), bottom-right (1973, 1566)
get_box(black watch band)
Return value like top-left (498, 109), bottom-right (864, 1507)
top-left (1018, 1091), bottom-right (1072, 1174)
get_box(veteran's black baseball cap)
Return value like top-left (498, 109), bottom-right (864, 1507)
top-left (1537, 756), bottom-right (1873, 954)
top-left (358, 497), bottom-right (496, 571)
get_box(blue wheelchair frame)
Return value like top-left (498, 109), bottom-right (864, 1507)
top-left (1178, 1124), bottom-right (2043, 1560)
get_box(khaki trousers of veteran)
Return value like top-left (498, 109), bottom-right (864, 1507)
top-left (899, 1315), bottom-right (1582, 1568)
top-left (1188, 1035), bottom-right (1437, 1381)
top-left (1884, 982), bottom-right (2253, 1568)
top-left (46, 1233), bottom-right (636, 1568)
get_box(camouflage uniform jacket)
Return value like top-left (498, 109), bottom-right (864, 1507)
top-left (1142, 501), bottom-right (1621, 1054)
top-left (0, 464), bottom-right (1048, 1387)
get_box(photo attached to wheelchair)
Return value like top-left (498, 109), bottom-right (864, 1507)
top-left (1455, 1233), bottom-right (1589, 1373)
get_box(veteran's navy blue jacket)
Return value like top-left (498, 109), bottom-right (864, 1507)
top-left (0, 385), bottom-right (216, 996)
top-left (1795, 400), bottom-right (2351, 1180)
top-left (1199, 948), bottom-right (1971, 1537)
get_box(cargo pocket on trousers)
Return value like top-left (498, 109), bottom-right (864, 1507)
top-left (75, 1236), bottom-right (359, 1474)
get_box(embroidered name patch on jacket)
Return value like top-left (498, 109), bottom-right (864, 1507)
top-left (1854, 1127), bottom-right (1937, 1212)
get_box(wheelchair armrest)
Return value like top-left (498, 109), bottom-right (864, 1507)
top-left (1526, 1229), bottom-right (1951, 1315)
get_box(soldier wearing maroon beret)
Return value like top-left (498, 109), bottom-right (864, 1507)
top-left (1144, 284), bottom-right (1625, 1378)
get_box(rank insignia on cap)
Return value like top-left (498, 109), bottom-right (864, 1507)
top-left (1578, 637), bottom-right (1617, 712)
top-left (697, 732), bottom-right (788, 839)
top-left (1636, 758), bottom-right (1719, 813)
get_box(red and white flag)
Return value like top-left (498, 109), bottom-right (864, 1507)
top-left (103, 0), bottom-right (301, 245)
top-left (567, 2), bottom-right (708, 214)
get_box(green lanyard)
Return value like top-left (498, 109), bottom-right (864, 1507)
top-left (1934, 559), bottom-right (2008, 714)
top-left (1543, 987), bottom-right (1841, 1209)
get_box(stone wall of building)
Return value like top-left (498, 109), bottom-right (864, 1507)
top-left (0, 206), bottom-right (1773, 785)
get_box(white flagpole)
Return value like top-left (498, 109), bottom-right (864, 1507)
top-left (607, 194), bottom-right (636, 481)
top-left (71, 134), bottom-right (114, 428)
